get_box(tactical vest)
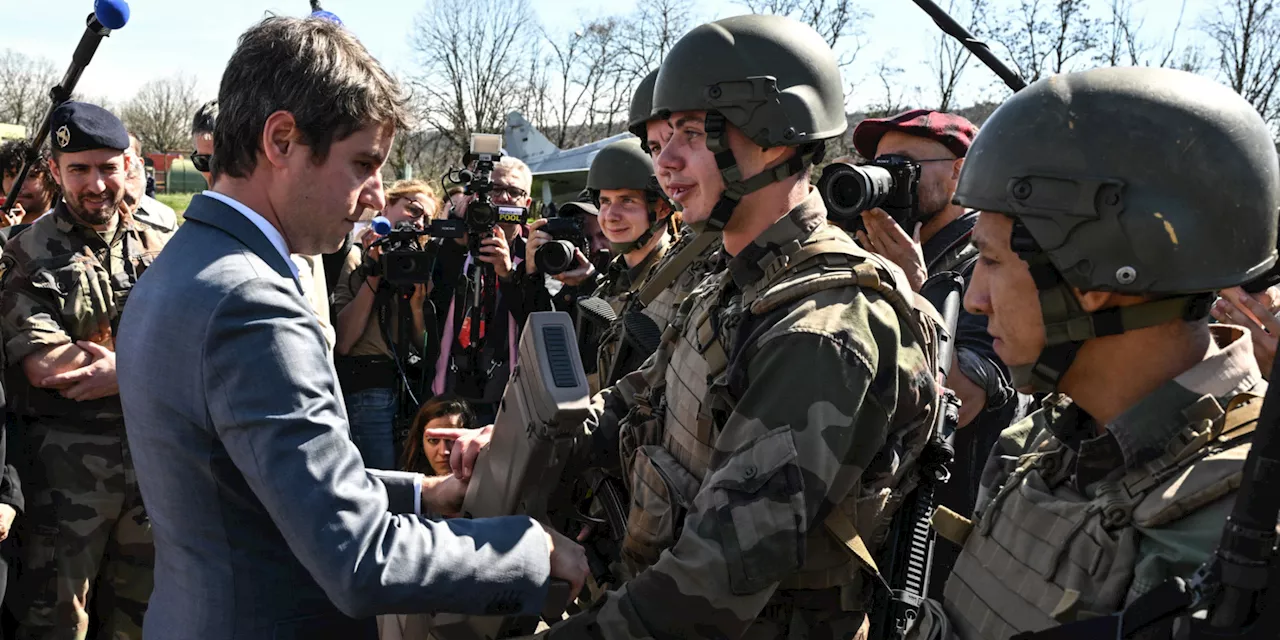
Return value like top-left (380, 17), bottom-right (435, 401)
top-left (616, 222), bottom-right (943, 606)
top-left (939, 393), bottom-right (1262, 640)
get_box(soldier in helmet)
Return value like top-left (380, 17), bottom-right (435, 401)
top-left (445, 14), bottom-right (941, 638)
top-left (911, 67), bottom-right (1279, 640)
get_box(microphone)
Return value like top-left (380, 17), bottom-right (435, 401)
top-left (94, 0), bottom-right (130, 29)
top-left (371, 216), bottom-right (392, 236)
top-left (309, 0), bottom-right (343, 24)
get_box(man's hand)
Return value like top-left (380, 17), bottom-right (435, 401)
top-left (426, 424), bottom-right (493, 481)
top-left (525, 219), bottom-right (550, 274)
top-left (0, 504), bottom-right (16, 542)
top-left (421, 474), bottom-right (467, 517)
top-left (541, 522), bottom-right (590, 603)
top-left (1, 202), bottom-right (25, 228)
top-left (1213, 286), bottom-right (1280, 377)
top-left (478, 233), bottom-right (513, 280)
top-left (855, 208), bottom-right (928, 293)
top-left (410, 282), bottom-right (430, 308)
top-left (553, 249), bottom-right (596, 287)
top-left (39, 341), bottom-right (118, 401)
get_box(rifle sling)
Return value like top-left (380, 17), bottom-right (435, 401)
top-left (638, 231), bottom-right (721, 305)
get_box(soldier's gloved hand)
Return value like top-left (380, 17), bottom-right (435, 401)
top-left (426, 424), bottom-right (493, 481)
top-left (64, 249), bottom-right (117, 345)
top-left (40, 340), bottom-right (119, 401)
top-left (0, 504), bottom-right (16, 542)
top-left (855, 208), bottom-right (928, 293)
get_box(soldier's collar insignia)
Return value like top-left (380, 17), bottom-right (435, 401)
top-left (56, 125), bottom-right (71, 149)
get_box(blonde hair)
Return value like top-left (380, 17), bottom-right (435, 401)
top-left (386, 179), bottom-right (438, 219)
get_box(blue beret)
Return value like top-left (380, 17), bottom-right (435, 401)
top-left (50, 102), bottom-right (130, 154)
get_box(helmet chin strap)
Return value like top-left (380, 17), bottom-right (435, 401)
top-left (696, 112), bottom-right (824, 234)
top-left (1010, 221), bottom-right (1216, 393)
top-left (603, 179), bottom-right (674, 255)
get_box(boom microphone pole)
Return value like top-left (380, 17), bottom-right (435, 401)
top-left (909, 0), bottom-right (1027, 93)
top-left (2, 0), bottom-right (130, 221)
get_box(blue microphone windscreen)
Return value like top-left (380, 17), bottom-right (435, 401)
top-left (311, 10), bottom-right (343, 25)
top-left (371, 216), bottom-right (391, 235)
top-left (94, 0), bottom-right (130, 29)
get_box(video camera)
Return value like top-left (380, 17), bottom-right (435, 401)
top-left (367, 215), bottom-right (465, 286)
top-left (819, 154), bottom-right (921, 231)
top-left (447, 133), bottom-right (530, 245)
top-left (534, 203), bottom-right (590, 276)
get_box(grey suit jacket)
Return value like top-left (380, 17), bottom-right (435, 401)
top-left (117, 194), bottom-right (550, 640)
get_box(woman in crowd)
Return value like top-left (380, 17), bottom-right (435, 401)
top-left (400, 394), bottom-right (475, 476)
top-left (332, 179), bottom-right (439, 469)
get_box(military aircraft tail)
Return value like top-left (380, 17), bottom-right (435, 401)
top-left (504, 112), bottom-right (560, 162)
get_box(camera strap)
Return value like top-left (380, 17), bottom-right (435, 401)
top-left (703, 111), bottom-right (824, 232)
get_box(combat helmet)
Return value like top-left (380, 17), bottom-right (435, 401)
top-left (651, 14), bottom-right (848, 231)
top-left (587, 138), bottom-right (674, 254)
top-left (955, 66), bottom-right (1280, 391)
top-left (628, 70), bottom-right (660, 145)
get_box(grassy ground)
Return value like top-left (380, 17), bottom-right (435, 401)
top-left (155, 192), bottom-right (196, 222)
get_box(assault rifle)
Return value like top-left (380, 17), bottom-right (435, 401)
top-left (869, 271), bottom-right (966, 640)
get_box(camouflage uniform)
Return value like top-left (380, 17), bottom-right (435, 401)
top-left (933, 326), bottom-right (1264, 639)
top-left (0, 202), bottom-right (171, 639)
top-left (544, 190), bottom-right (938, 638)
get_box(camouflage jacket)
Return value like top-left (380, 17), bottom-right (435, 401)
top-left (939, 325), bottom-right (1264, 639)
top-left (545, 190), bottom-right (937, 639)
top-left (0, 202), bottom-right (171, 423)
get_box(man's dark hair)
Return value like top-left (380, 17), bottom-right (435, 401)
top-left (192, 100), bottom-right (218, 137)
top-left (213, 16), bottom-right (409, 180)
top-left (0, 140), bottom-right (59, 201)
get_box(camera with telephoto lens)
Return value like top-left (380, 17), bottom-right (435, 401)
top-left (818, 154), bottom-right (921, 230)
top-left (370, 216), bottom-right (466, 286)
top-left (534, 202), bottom-right (590, 276)
top-left (448, 133), bottom-right (530, 243)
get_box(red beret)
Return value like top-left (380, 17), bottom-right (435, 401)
top-left (852, 109), bottom-right (978, 160)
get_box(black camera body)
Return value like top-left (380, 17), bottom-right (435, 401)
top-left (373, 218), bottom-right (465, 286)
top-left (535, 217), bottom-right (589, 276)
top-left (818, 154), bottom-right (921, 230)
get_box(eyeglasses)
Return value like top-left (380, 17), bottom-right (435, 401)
top-left (491, 185), bottom-right (528, 200)
top-left (190, 152), bottom-right (212, 173)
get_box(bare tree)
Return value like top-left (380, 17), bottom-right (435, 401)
top-left (119, 75), bottom-right (201, 153)
top-left (865, 61), bottom-right (911, 119)
top-left (740, 0), bottom-right (869, 65)
top-left (411, 0), bottom-right (541, 159)
top-left (1203, 0), bottom-right (1280, 124)
top-left (0, 50), bottom-right (59, 131)
top-left (927, 0), bottom-right (990, 111)
top-left (616, 0), bottom-right (694, 77)
top-left (1095, 0), bottom-right (1196, 69)
top-left (540, 19), bottom-right (631, 148)
top-left (995, 0), bottom-right (1098, 83)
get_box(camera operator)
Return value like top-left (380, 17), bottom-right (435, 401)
top-left (332, 179), bottom-right (438, 469)
top-left (0, 139), bottom-right (59, 240)
top-left (522, 139), bottom-right (677, 388)
top-left (845, 109), bottom-right (1025, 598)
top-left (429, 155), bottom-right (533, 424)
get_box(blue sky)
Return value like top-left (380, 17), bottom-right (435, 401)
top-left (7, 0), bottom-right (1221, 115)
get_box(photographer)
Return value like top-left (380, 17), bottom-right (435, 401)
top-left (846, 109), bottom-right (1024, 598)
top-left (430, 156), bottom-right (533, 424)
top-left (332, 179), bottom-right (438, 469)
top-left (522, 139), bottom-right (677, 386)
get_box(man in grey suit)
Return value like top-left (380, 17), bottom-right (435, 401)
top-left (115, 16), bottom-right (587, 640)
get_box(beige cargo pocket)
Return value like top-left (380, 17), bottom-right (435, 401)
top-left (620, 444), bottom-right (700, 575)
top-left (707, 426), bottom-right (806, 595)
